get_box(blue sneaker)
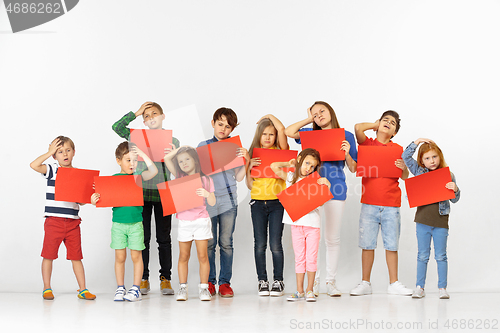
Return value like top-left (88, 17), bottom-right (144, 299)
top-left (124, 286), bottom-right (142, 302)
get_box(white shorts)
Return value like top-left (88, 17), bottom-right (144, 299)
top-left (177, 217), bottom-right (213, 242)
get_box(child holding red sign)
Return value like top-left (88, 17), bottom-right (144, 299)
top-left (246, 115), bottom-right (289, 297)
top-left (271, 148), bottom-right (330, 302)
top-left (164, 146), bottom-right (216, 301)
top-left (402, 139), bottom-right (460, 299)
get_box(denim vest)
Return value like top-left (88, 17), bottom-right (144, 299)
top-left (402, 142), bottom-right (460, 215)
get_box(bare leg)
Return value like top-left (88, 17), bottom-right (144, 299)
top-left (296, 273), bottom-right (305, 294)
top-left (195, 240), bottom-right (209, 284)
top-left (178, 241), bottom-right (192, 284)
top-left (71, 260), bottom-right (86, 291)
top-left (306, 271), bottom-right (316, 293)
top-left (115, 249), bottom-right (127, 286)
top-left (362, 249), bottom-right (375, 282)
top-left (386, 250), bottom-right (398, 284)
top-left (42, 259), bottom-right (53, 290)
top-left (130, 250), bottom-right (144, 287)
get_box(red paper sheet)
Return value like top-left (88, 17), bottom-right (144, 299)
top-left (94, 175), bottom-right (144, 207)
top-left (250, 148), bottom-right (298, 179)
top-left (356, 145), bottom-right (403, 178)
top-left (300, 128), bottom-right (346, 161)
top-left (54, 168), bottom-right (100, 204)
top-left (157, 173), bottom-right (204, 216)
top-left (197, 135), bottom-right (245, 175)
top-left (405, 167), bottom-right (455, 208)
top-left (130, 129), bottom-right (173, 162)
top-left (276, 172), bottom-right (333, 222)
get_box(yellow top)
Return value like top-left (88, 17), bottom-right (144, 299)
top-left (250, 147), bottom-right (286, 200)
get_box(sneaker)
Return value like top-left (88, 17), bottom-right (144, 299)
top-left (140, 279), bottom-right (150, 295)
top-left (313, 278), bottom-right (320, 297)
top-left (176, 284), bottom-right (188, 301)
top-left (439, 288), bottom-right (450, 299)
top-left (208, 282), bottom-right (216, 296)
top-left (412, 286), bottom-right (425, 299)
top-left (258, 280), bottom-right (270, 296)
top-left (218, 283), bottom-right (234, 298)
top-left (270, 280), bottom-right (285, 297)
top-left (350, 281), bottom-right (372, 296)
top-left (124, 286), bottom-right (142, 302)
top-left (199, 284), bottom-right (212, 301)
top-left (388, 281), bottom-right (412, 296)
top-left (42, 288), bottom-right (54, 300)
top-left (160, 276), bottom-right (174, 295)
top-left (287, 291), bottom-right (305, 301)
top-left (306, 291), bottom-right (317, 302)
top-left (326, 280), bottom-right (342, 297)
top-left (114, 286), bottom-right (126, 302)
top-left (77, 289), bottom-right (96, 300)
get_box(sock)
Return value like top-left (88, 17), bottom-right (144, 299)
top-left (200, 283), bottom-right (209, 289)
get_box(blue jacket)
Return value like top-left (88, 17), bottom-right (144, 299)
top-left (402, 142), bottom-right (460, 215)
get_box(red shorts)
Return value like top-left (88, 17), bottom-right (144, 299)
top-left (41, 216), bottom-right (83, 260)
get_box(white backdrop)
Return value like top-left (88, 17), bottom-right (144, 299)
top-left (0, 0), bottom-right (498, 294)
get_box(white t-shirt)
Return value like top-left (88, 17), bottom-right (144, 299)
top-left (282, 172), bottom-right (320, 228)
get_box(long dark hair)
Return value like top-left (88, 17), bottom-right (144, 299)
top-left (291, 148), bottom-right (322, 185)
top-left (311, 101), bottom-right (340, 130)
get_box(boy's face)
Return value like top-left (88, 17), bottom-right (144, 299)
top-left (143, 106), bottom-right (165, 130)
top-left (53, 142), bottom-right (75, 168)
top-left (116, 152), bottom-right (138, 174)
top-left (377, 115), bottom-right (398, 138)
top-left (211, 115), bottom-right (233, 141)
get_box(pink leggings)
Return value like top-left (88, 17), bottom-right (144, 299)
top-left (291, 225), bottom-right (321, 273)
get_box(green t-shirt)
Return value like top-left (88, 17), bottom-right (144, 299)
top-left (112, 173), bottom-right (143, 223)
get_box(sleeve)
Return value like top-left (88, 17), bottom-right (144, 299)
top-left (172, 136), bottom-right (180, 149)
top-left (43, 163), bottom-right (57, 180)
top-left (402, 142), bottom-right (425, 176)
top-left (111, 112), bottom-right (136, 140)
top-left (346, 131), bottom-right (358, 162)
top-left (450, 172), bottom-right (460, 204)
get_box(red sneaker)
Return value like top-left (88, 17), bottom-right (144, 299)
top-left (208, 282), bottom-right (216, 296)
top-left (218, 283), bottom-right (234, 298)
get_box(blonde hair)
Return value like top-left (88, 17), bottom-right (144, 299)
top-left (248, 117), bottom-right (280, 158)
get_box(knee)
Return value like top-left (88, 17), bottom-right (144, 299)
top-left (435, 252), bottom-right (447, 262)
top-left (324, 234), bottom-right (340, 248)
top-left (417, 251), bottom-right (430, 263)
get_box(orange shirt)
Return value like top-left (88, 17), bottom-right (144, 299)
top-left (360, 138), bottom-right (402, 207)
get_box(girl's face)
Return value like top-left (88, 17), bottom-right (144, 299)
top-left (260, 125), bottom-right (276, 149)
top-left (299, 155), bottom-right (319, 177)
top-left (176, 152), bottom-right (196, 175)
top-left (421, 149), bottom-right (440, 171)
top-left (311, 104), bottom-right (332, 129)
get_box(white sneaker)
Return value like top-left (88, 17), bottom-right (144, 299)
top-left (306, 291), bottom-right (317, 302)
top-left (199, 284), bottom-right (212, 301)
top-left (439, 288), bottom-right (450, 299)
top-left (388, 281), bottom-right (412, 296)
top-left (176, 284), bottom-right (188, 301)
top-left (123, 286), bottom-right (142, 302)
top-left (412, 286), bottom-right (425, 298)
top-left (326, 280), bottom-right (342, 297)
top-left (350, 281), bottom-right (372, 296)
top-left (313, 278), bottom-right (320, 297)
top-left (287, 291), bottom-right (305, 301)
top-left (114, 286), bottom-right (126, 302)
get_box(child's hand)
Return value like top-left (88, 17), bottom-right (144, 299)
top-left (164, 143), bottom-right (176, 156)
top-left (48, 138), bottom-right (62, 155)
top-left (131, 145), bottom-right (146, 159)
top-left (288, 158), bottom-right (297, 167)
top-left (317, 177), bottom-right (331, 189)
top-left (237, 147), bottom-right (250, 161)
top-left (395, 159), bottom-right (406, 170)
top-left (249, 157), bottom-right (261, 169)
top-left (91, 193), bottom-right (100, 206)
top-left (340, 140), bottom-right (351, 157)
top-left (135, 101), bottom-right (154, 117)
top-left (307, 107), bottom-right (314, 121)
top-left (372, 120), bottom-right (380, 132)
top-left (445, 182), bottom-right (458, 192)
top-left (196, 188), bottom-right (210, 198)
top-left (256, 115), bottom-right (271, 124)
top-left (414, 138), bottom-right (434, 145)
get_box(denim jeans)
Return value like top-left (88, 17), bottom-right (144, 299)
top-left (142, 201), bottom-right (172, 280)
top-left (207, 201), bottom-right (238, 285)
top-left (250, 199), bottom-right (285, 282)
top-left (358, 204), bottom-right (401, 251)
top-left (416, 222), bottom-right (448, 289)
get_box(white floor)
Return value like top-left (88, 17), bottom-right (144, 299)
top-left (2, 291), bottom-right (498, 333)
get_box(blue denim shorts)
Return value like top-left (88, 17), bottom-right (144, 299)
top-left (358, 204), bottom-right (401, 251)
